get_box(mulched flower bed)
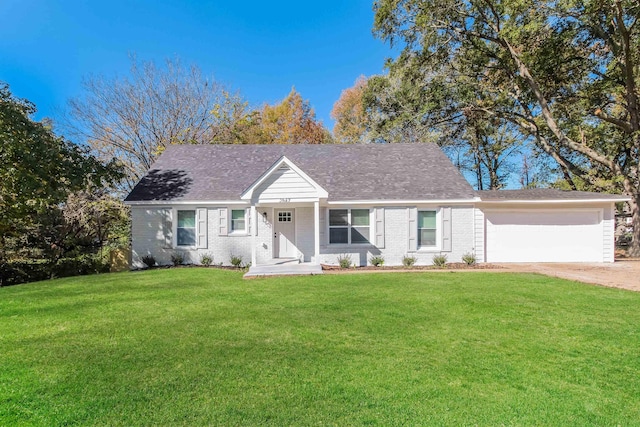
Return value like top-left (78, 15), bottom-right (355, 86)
top-left (321, 263), bottom-right (499, 271)
top-left (134, 264), bottom-right (246, 271)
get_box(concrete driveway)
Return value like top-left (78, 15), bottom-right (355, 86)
top-left (499, 260), bottom-right (640, 292)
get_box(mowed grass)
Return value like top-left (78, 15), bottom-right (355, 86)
top-left (1, 269), bottom-right (640, 426)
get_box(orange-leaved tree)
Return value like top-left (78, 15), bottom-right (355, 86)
top-left (259, 87), bottom-right (332, 144)
top-left (331, 75), bottom-right (368, 144)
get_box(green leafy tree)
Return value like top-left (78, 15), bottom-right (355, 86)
top-left (373, 0), bottom-right (640, 254)
top-left (38, 190), bottom-right (130, 265)
top-left (0, 82), bottom-right (122, 285)
top-left (363, 68), bottom-right (521, 189)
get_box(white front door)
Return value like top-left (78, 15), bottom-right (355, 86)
top-left (274, 209), bottom-right (296, 258)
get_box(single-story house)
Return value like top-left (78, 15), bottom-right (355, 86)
top-left (124, 144), bottom-right (628, 269)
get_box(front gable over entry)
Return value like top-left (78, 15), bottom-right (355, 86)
top-left (241, 156), bottom-right (328, 203)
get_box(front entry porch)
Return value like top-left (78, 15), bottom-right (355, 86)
top-left (244, 258), bottom-right (323, 278)
top-left (241, 155), bottom-right (327, 270)
top-left (249, 201), bottom-right (322, 268)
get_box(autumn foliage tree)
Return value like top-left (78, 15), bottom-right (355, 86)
top-left (331, 76), bottom-right (369, 144)
top-left (257, 88), bottom-right (332, 144)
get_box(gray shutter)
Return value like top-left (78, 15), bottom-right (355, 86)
top-left (442, 206), bottom-right (452, 252)
top-left (197, 208), bottom-right (207, 249)
top-left (218, 208), bottom-right (228, 236)
top-left (162, 208), bottom-right (172, 248)
top-left (374, 207), bottom-right (385, 248)
top-left (319, 208), bottom-right (327, 247)
top-left (407, 207), bottom-right (418, 252)
top-left (247, 208), bottom-right (252, 235)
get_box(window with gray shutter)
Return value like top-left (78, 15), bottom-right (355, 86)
top-left (162, 208), bottom-right (172, 248)
top-left (177, 210), bottom-right (196, 246)
top-left (442, 207), bottom-right (452, 252)
top-left (197, 208), bottom-right (207, 249)
top-left (218, 208), bottom-right (228, 236)
top-left (418, 211), bottom-right (437, 247)
top-left (230, 209), bottom-right (246, 233)
top-left (374, 207), bottom-right (385, 248)
top-left (407, 207), bottom-right (418, 252)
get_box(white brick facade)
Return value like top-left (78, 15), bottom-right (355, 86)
top-left (135, 203), bottom-right (623, 267)
top-left (131, 204), bottom-right (476, 268)
top-left (316, 205), bottom-right (475, 266)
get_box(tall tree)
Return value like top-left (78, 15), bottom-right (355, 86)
top-left (32, 190), bottom-right (130, 269)
top-left (331, 76), bottom-right (369, 143)
top-left (259, 87), bottom-right (332, 144)
top-left (373, 0), bottom-right (640, 254)
top-left (363, 67), bottom-right (520, 189)
top-left (362, 71), bottom-right (444, 144)
top-left (0, 82), bottom-right (121, 284)
top-left (67, 57), bottom-right (250, 191)
top-left (458, 113), bottom-right (522, 190)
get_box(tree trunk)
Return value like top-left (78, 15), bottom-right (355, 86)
top-left (488, 157), bottom-right (500, 189)
top-left (628, 196), bottom-right (640, 257)
top-left (476, 156), bottom-right (484, 190)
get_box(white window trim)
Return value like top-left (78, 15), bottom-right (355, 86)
top-left (417, 208), bottom-right (442, 251)
top-left (327, 208), bottom-right (373, 246)
top-left (173, 208), bottom-right (197, 248)
top-left (229, 208), bottom-right (249, 236)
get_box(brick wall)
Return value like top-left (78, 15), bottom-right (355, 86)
top-left (317, 205), bottom-right (475, 266)
top-left (131, 205), bottom-right (476, 268)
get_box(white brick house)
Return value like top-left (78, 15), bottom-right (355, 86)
top-left (125, 144), bottom-right (627, 270)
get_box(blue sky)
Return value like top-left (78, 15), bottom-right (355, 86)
top-left (0, 0), bottom-right (395, 131)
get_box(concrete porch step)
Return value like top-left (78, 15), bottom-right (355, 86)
top-left (244, 262), bottom-right (323, 278)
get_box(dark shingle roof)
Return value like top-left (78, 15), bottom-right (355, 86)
top-left (477, 189), bottom-right (628, 201)
top-left (125, 143), bottom-right (476, 202)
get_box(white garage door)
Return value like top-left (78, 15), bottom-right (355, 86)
top-left (485, 210), bottom-right (603, 262)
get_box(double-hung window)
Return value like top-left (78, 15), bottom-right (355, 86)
top-left (329, 209), bottom-right (370, 244)
top-left (418, 210), bottom-right (437, 247)
top-left (231, 209), bottom-right (246, 233)
top-left (177, 210), bottom-right (196, 246)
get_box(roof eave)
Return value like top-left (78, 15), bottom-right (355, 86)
top-left (477, 197), bottom-right (630, 204)
top-left (124, 200), bottom-right (248, 206)
top-left (327, 197), bottom-right (480, 205)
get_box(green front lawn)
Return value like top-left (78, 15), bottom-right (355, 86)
top-left (1, 269), bottom-right (639, 425)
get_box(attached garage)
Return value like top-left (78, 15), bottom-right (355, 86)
top-left (484, 210), bottom-right (603, 262)
top-left (476, 189), bottom-right (628, 263)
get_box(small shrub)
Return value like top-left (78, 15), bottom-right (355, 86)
top-left (1, 255), bottom-right (110, 286)
top-left (432, 254), bottom-right (448, 268)
top-left (171, 252), bottom-right (185, 266)
top-left (462, 252), bottom-right (476, 266)
top-left (337, 254), bottom-right (352, 269)
top-left (230, 254), bottom-right (243, 268)
top-left (141, 255), bottom-right (156, 269)
top-left (369, 255), bottom-right (384, 267)
top-left (402, 254), bottom-right (417, 268)
top-left (200, 253), bottom-right (214, 266)
top-left (54, 255), bottom-right (110, 277)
